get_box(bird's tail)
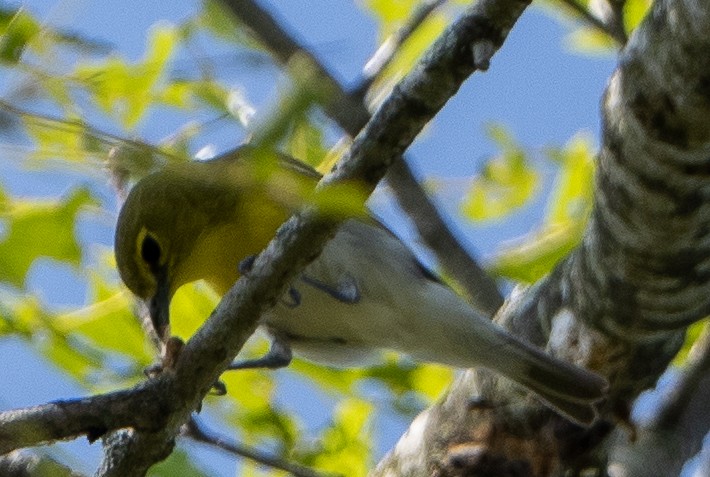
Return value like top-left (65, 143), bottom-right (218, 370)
top-left (399, 287), bottom-right (607, 425)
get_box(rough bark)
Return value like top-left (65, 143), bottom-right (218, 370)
top-left (372, 0), bottom-right (710, 475)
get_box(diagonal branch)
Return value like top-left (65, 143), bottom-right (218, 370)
top-left (183, 417), bottom-right (335, 477)
top-left (222, 0), bottom-right (504, 315)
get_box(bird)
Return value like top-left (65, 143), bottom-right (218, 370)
top-left (114, 146), bottom-right (607, 424)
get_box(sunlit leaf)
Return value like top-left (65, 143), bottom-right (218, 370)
top-left (489, 133), bottom-right (595, 282)
top-left (158, 80), bottom-right (194, 108)
top-left (409, 363), bottom-right (454, 402)
top-left (298, 398), bottom-right (372, 477)
top-left (545, 133), bottom-right (595, 225)
top-left (200, 0), bottom-right (264, 51)
top-left (290, 359), bottom-right (363, 395)
top-left (0, 188), bottom-right (95, 287)
top-left (489, 221), bottom-right (584, 282)
top-left (672, 318), bottom-right (708, 366)
top-left (362, 0), bottom-right (419, 38)
top-left (53, 277), bottom-right (153, 365)
top-left (74, 23), bottom-right (178, 129)
top-left (460, 126), bottom-right (539, 221)
top-left (368, 12), bottom-right (447, 104)
top-left (0, 8), bottom-right (40, 63)
top-left (286, 117), bottom-right (328, 169)
top-left (23, 115), bottom-right (89, 162)
top-left (624, 0), bottom-right (652, 34)
top-left (565, 26), bottom-right (616, 55)
top-left (217, 370), bottom-right (299, 450)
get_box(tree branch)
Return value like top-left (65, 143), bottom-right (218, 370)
top-left (373, 0), bottom-right (710, 474)
top-left (0, 450), bottom-right (86, 477)
top-left (0, 385), bottom-right (170, 455)
top-left (183, 417), bottom-right (334, 477)
top-left (608, 325), bottom-right (710, 476)
top-left (222, 0), bottom-right (504, 316)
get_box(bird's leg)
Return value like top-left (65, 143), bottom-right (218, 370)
top-left (299, 273), bottom-right (360, 304)
top-left (227, 335), bottom-right (293, 370)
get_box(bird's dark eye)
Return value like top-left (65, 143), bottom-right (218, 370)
top-left (141, 234), bottom-right (162, 265)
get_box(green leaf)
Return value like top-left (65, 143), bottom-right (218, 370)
top-left (23, 115), bottom-right (89, 162)
top-left (286, 117), bottom-right (328, 169)
top-left (460, 125), bottom-right (539, 221)
top-left (199, 0), bottom-right (263, 50)
top-left (624, 0), bottom-right (652, 34)
top-left (214, 369), bottom-right (299, 450)
top-left (73, 23), bottom-right (178, 128)
top-left (0, 8), bottom-right (40, 63)
top-left (149, 449), bottom-right (214, 477)
top-left (490, 134), bottom-right (595, 282)
top-left (673, 318), bottom-right (708, 366)
top-left (367, 11), bottom-right (447, 103)
top-left (0, 188), bottom-right (95, 287)
top-left (362, 0), bottom-right (420, 38)
top-left (565, 26), bottom-right (616, 55)
top-left (545, 133), bottom-right (595, 225)
top-left (53, 278), bottom-right (153, 365)
top-left (298, 398), bottom-right (373, 477)
top-left (489, 222), bottom-right (584, 282)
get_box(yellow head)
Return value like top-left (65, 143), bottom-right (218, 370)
top-left (114, 151), bottom-right (305, 338)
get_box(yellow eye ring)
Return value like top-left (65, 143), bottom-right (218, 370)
top-left (136, 227), bottom-right (166, 268)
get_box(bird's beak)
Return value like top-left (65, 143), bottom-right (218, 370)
top-left (149, 270), bottom-right (171, 341)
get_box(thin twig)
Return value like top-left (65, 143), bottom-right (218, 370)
top-left (183, 417), bottom-right (337, 477)
top-left (354, 0), bottom-right (446, 97)
top-left (557, 0), bottom-right (627, 46)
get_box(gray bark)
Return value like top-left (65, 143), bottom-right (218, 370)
top-left (372, 0), bottom-right (710, 475)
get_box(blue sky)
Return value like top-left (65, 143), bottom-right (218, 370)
top-left (0, 1), bottom-right (618, 475)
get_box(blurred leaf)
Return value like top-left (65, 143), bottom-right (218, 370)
top-left (363, 0), bottom-right (420, 38)
top-left (624, 0), bottom-right (652, 33)
top-left (12, 297), bottom-right (105, 382)
top-left (74, 23), bottom-right (178, 128)
top-left (490, 222), bottom-right (583, 282)
top-left (200, 0), bottom-right (264, 51)
top-left (286, 117), bottom-right (328, 169)
top-left (673, 318), bottom-right (708, 366)
top-left (149, 449), bottom-right (214, 477)
top-left (409, 362), bottom-right (454, 401)
top-left (461, 125), bottom-right (539, 221)
top-left (565, 26), bottom-right (616, 55)
top-left (23, 116), bottom-right (90, 162)
top-left (0, 188), bottom-right (95, 287)
top-left (368, 11), bottom-right (447, 104)
top-left (299, 398), bottom-right (372, 477)
top-left (491, 134), bottom-right (595, 282)
top-left (158, 80), bottom-right (194, 108)
top-left (290, 359), bottom-right (363, 395)
top-left (53, 278), bottom-right (153, 365)
top-left (217, 369), bottom-right (299, 450)
top-left (191, 80), bottom-right (232, 112)
top-left (0, 8), bottom-right (40, 63)
top-left (545, 133), bottom-right (595, 225)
